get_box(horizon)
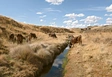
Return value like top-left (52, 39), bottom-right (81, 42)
top-left (0, 0), bottom-right (112, 28)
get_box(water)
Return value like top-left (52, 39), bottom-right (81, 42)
top-left (39, 47), bottom-right (69, 77)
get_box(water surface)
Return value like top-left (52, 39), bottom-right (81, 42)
top-left (40, 47), bottom-right (69, 77)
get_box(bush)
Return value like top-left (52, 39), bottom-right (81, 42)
top-left (9, 44), bottom-right (33, 60)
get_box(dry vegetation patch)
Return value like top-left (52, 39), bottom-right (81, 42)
top-left (64, 32), bottom-right (112, 77)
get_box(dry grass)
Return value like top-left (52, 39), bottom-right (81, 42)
top-left (8, 35), bottom-right (68, 77)
top-left (9, 45), bottom-right (38, 61)
top-left (64, 32), bottom-right (112, 77)
top-left (0, 15), bottom-right (112, 77)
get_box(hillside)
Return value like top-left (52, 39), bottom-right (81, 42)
top-left (0, 15), bottom-right (74, 53)
top-left (0, 15), bottom-right (72, 77)
top-left (0, 15), bottom-right (112, 77)
top-left (64, 26), bottom-right (112, 77)
top-left (0, 15), bottom-right (73, 35)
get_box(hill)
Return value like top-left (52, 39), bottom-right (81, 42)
top-left (0, 15), bottom-right (74, 53)
top-left (64, 25), bottom-right (112, 77)
top-left (0, 15), bottom-right (112, 77)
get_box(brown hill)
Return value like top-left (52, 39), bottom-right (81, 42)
top-left (0, 15), bottom-right (74, 54)
top-left (1, 15), bottom-right (112, 77)
top-left (0, 15), bottom-right (73, 77)
top-left (0, 15), bottom-right (73, 36)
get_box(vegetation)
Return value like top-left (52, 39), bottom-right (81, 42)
top-left (0, 15), bottom-right (112, 77)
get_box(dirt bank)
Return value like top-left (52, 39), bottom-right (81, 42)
top-left (64, 32), bottom-right (112, 77)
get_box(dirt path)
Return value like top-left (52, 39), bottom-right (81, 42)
top-left (64, 32), bottom-right (112, 77)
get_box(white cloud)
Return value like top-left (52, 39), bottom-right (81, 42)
top-left (106, 18), bottom-right (112, 24)
top-left (63, 20), bottom-right (86, 28)
top-left (85, 7), bottom-right (105, 11)
top-left (105, 14), bottom-right (112, 16)
top-left (63, 13), bottom-right (85, 28)
top-left (63, 15), bottom-right (103, 28)
top-left (40, 19), bottom-right (43, 22)
top-left (64, 23), bottom-right (86, 28)
top-left (49, 22), bottom-right (57, 27)
top-left (23, 21), bottom-right (26, 23)
top-left (36, 12), bottom-right (43, 14)
top-left (63, 20), bottom-right (73, 25)
top-left (82, 16), bottom-right (102, 24)
top-left (65, 13), bottom-right (84, 19)
top-left (44, 8), bottom-right (61, 12)
top-left (106, 4), bottom-right (112, 12)
top-left (39, 15), bottom-right (46, 18)
top-left (45, 0), bottom-right (64, 5)
top-left (71, 20), bottom-right (78, 26)
top-left (53, 59), bottom-right (62, 67)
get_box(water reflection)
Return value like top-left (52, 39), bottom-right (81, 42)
top-left (39, 48), bottom-right (68, 77)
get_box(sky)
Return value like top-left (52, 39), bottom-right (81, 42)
top-left (0, 0), bottom-right (112, 28)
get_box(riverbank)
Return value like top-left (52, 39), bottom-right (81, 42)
top-left (64, 32), bottom-right (112, 77)
top-left (0, 27), bottom-right (70, 77)
top-left (39, 46), bottom-right (69, 77)
top-left (0, 40), bottom-right (68, 77)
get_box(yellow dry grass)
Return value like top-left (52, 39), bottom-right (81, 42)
top-left (64, 32), bottom-right (112, 77)
top-left (0, 15), bottom-right (71, 77)
top-left (0, 15), bottom-right (112, 77)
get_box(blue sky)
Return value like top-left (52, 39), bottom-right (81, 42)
top-left (0, 0), bottom-right (112, 28)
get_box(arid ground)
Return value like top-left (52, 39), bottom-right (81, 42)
top-left (0, 15), bottom-right (71, 77)
top-left (64, 30), bottom-right (112, 77)
top-left (0, 15), bottom-right (112, 77)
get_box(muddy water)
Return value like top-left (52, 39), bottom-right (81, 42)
top-left (39, 47), bottom-right (69, 77)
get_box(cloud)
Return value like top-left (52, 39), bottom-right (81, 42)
top-left (65, 13), bottom-right (84, 19)
top-left (45, 0), bottom-right (64, 5)
top-left (63, 20), bottom-right (79, 26)
top-left (44, 8), bottom-right (61, 12)
top-left (36, 12), bottom-right (43, 14)
top-left (23, 21), bottom-right (26, 23)
top-left (88, 7), bottom-right (105, 11)
top-left (63, 13), bottom-right (85, 28)
top-left (81, 16), bottom-right (102, 24)
top-left (105, 14), bottom-right (112, 16)
top-left (36, 8), bottom-right (61, 15)
top-left (63, 13), bottom-right (86, 28)
top-left (106, 4), bottom-right (112, 12)
top-left (63, 20), bottom-right (73, 25)
top-left (85, 7), bottom-right (105, 11)
top-left (49, 22), bottom-right (58, 27)
top-left (53, 58), bottom-right (62, 67)
top-left (40, 19), bottom-right (44, 22)
top-left (106, 18), bottom-right (112, 24)
top-left (71, 20), bottom-right (78, 25)
top-left (63, 20), bottom-right (85, 28)
top-left (63, 23), bottom-right (86, 28)
top-left (39, 15), bottom-right (46, 18)
top-left (63, 15), bottom-right (103, 28)
top-left (75, 6), bottom-right (105, 12)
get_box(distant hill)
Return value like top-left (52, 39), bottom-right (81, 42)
top-left (0, 15), bottom-right (74, 52)
top-left (0, 15), bottom-right (74, 36)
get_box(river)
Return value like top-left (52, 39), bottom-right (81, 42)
top-left (39, 47), bottom-right (69, 77)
